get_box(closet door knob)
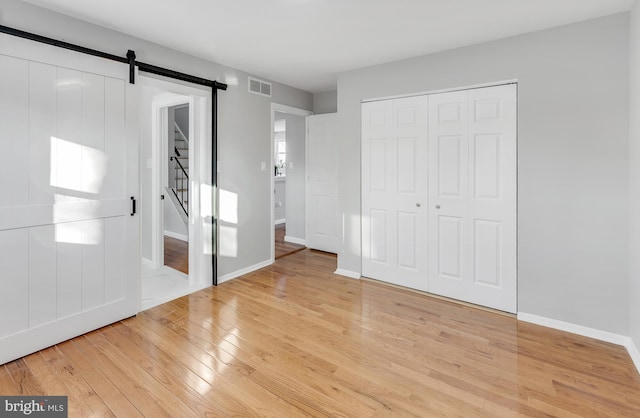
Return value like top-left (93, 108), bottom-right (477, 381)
top-left (416, 203), bottom-right (421, 207)
top-left (435, 204), bottom-right (441, 209)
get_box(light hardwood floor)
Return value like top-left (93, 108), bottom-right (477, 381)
top-left (2, 249), bottom-right (640, 417)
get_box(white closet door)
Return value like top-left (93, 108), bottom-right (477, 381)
top-left (428, 84), bottom-right (516, 313)
top-left (0, 34), bottom-right (139, 365)
top-left (362, 96), bottom-right (428, 291)
top-left (306, 113), bottom-right (340, 253)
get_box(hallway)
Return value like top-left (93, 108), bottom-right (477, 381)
top-left (275, 224), bottom-right (305, 259)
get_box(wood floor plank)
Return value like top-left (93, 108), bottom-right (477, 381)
top-left (70, 332), bottom-right (181, 418)
top-left (164, 235), bottom-right (188, 274)
top-left (23, 348), bottom-right (112, 418)
top-left (0, 365), bottom-right (19, 395)
top-left (1, 249), bottom-right (639, 417)
top-left (55, 339), bottom-right (144, 418)
top-left (136, 306), bottom-right (340, 416)
top-left (114, 316), bottom-right (301, 417)
top-left (100, 323), bottom-right (252, 417)
top-left (5, 358), bottom-right (44, 396)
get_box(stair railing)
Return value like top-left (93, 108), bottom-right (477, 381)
top-left (170, 146), bottom-right (188, 216)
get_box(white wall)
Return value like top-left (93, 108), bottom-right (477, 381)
top-left (163, 199), bottom-right (188, 239)
top-left (174, 105), bottom-right (189, 138)
top-left (283, 113), bottom-right (306, 241)
top-left (313, 90), bottom-right (337, 114)
top-left (629, 2), bottom-right (640, 353)
top-left (274, 178), bottom-right (286, 223)
top-left (337, 14), bottom-right (630, 334)
top-left (0, 0), bottom-right (313, 277)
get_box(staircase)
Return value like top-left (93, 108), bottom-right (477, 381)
top-left (168, 122), bottom-right (189, 221)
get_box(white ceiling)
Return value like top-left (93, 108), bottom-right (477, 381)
top-left (23, 0), bottom-right (636, 93)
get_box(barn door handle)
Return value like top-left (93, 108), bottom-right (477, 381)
top-left (131, 196), bottom-right (137, 216)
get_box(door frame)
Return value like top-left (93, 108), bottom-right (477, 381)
top-left (144, 75), bottom-right (212, 288)
top-left (269, 103), bottom-right (313, 262)
top-left (151, 94), bottom-right (191, 272)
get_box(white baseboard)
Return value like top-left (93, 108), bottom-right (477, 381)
top-left (628, 338), bottom-right (640, 375)
top-left (164, 230), bottom-right (188, 242)
top-left (217, 259), bottom-right (273, 285)
top-left (334, 268), bottom-right (361, 279)
top-left (275, 218), bottom-right (286, 225)
top-left (284, 235), bottom-right (306, 246)
top-left (517, 312), bottom-right (629, 345)
top-left (518, 312), bottom-right (640, 375)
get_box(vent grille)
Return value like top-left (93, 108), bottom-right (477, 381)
top-left (248, 77), bottom-right (272, 97)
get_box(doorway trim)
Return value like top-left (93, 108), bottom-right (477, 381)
top-left (270, 103), bottom-right (313, 262)
top-left (151, 95), bottom-right (191, 270)
top-left (145, 75), bottom-right (213, 288)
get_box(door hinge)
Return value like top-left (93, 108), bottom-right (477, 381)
top-left (161, 194), bottom-right (165, 200)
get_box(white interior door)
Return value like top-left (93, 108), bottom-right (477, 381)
top-left (428, 84), bottom-right (517, 313)
top-left (306, 113), bottom-right (340, 253)
top-left (361, 96), bottom-right (428, 290)
top-left (0, 34), bottom-right (139, 365)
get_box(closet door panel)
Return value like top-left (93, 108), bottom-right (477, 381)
top-left (362, 96), bottom-right (428, 290)
top-left (428, 85), bottom-right (517, 313)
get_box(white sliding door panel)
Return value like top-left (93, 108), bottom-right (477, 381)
top-left (0, 56), bottom-right (28, 208)
top-left (57, 222), bottom-right (83, 318)
top-left (362, 96), bottom-right (428, 290)
top-left (104, 78), bottom-right (127, 201)
top-left (307, 113), bottom-right (340, 253)
top-left (428, 84), bottom-right (517, 313)
top-left (81, 219), bottom-right (106, 310)
top-left (105, 216), bottom-right (127, 303)
top-left (29, 62), bottom-right (57, 206)
top-left (0, 229), bottom-right (29, 336)
top-left (28, 226), bottom-right (58, 328)
top-left (55, 68), bottom-right (83, 204)
top-left (0, 35), bottom-right (139, 365)
top-left (82, 73), bottom-right (106, 199)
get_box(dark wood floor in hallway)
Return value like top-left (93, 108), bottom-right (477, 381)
top-left (2, 249), bottom-right (639, 416)
top-left (275, 223), bottom-right (305, 259)
top-left (164, 235), bottom-right (189, 274)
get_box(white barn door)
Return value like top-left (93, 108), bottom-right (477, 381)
top-left (361, 96), bottom-right (428, 291)
top-left (0, 35), bottom-right (139, 364)
top-left (428, 85), bottom-right (517, 313)
top-left (306, 113), bottom-right (340, 253)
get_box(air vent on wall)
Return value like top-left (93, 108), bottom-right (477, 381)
top-left (248, 77), bottom-right (272, 97)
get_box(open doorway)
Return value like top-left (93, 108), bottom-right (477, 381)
top-left (163, 104), bottom-right (189, 274)
top-left (270, 104), bottom-right (312, 260)
top-left (139, 76), bottom-right (213, 310)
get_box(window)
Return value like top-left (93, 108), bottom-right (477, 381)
top-left (274, 119), bottom-right (286, 176)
